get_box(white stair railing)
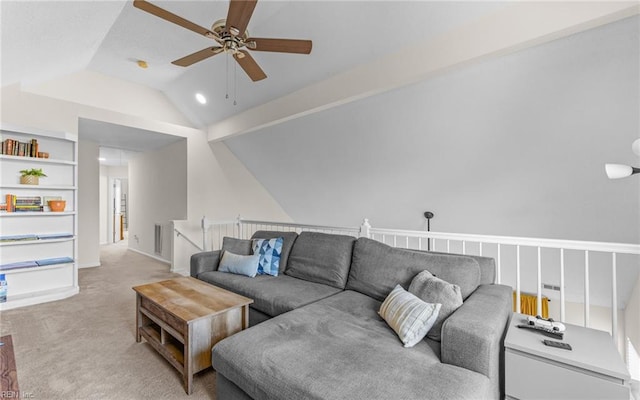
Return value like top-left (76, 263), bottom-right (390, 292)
top-left (185, 216), bottom-right (640, 348)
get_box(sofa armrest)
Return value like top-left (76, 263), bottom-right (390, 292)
top-left (441, 284), bottom-right (512, 398)
top-left (190, 250), bottom-right (222, 277)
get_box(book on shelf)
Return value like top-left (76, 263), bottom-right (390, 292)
top-left (0, 233), bottom-right (73, 242)
top-left (0, 260), bottom-right (39, 271)
top-left (0, 257), bottom-right (74, 271)
top-left (3, 195), bottom-right (47, 212)
top-left (14, 206), bottom-right (44, 212)
top-left (5, 194), bottom-right (15, 212)
top-left (1, 138), bottom-right (41, 158)
top-left (16, 196), bottom-right (42, 205)
top-left (36, 233), bottom-right (73, 240)
top-left (35, 257), bottom-right (74, 266)
top-left (0, 234), bottom-right (38, 242)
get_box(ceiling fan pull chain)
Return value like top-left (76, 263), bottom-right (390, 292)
top-left (225, 53), bottom-right (230, 99)
top-left (234, 60), bottom-right (238, 106)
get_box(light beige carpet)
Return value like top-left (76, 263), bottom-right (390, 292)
top-left (0, 241), bottom-right (216, 399)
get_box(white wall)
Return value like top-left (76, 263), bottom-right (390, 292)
top-left (128, 140), bottom-right (187, 261)
top-left (1, 75), bottom-right (291, 271)
top-left (224, 16), bottom-right (639, 244)
top-left (99, 166), bottom-right (108, 244)
top-left (77, 140), bottom-right (100, 268)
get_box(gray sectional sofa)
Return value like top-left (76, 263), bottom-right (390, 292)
top-left (191, 230), bottom-right (512, 400)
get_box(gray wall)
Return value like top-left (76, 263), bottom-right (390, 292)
top-left (77, 139), bottom-right (101, 268)
top-left (225, 16), bottom-right (639, 244)
top-left (128, 140), bottom-right (188, 261)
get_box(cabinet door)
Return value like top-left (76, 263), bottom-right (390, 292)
top-left (506, 350), bottom-right (630, 400)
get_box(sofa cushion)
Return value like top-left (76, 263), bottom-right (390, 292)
top-left (197, 271), bottom-right (341, 317)
top-left (285, 232), bottom-right (356, 289)
top-left (420, 250), bottom-right (496, 285)
top-left (250, 231), bottom-right (298, 273)
top-left (252, 237), bottom-right (283, 276)
top-left (213, 290), bottom-right (491, 400)
top-left (222, 237), bottom-right (253, 256)
top-left (218, 251), bottom-right (260, 277)
top-left (346, 238), bottom-right (481, 301)
top-left (379, 284), bottom-right (441, 347)
top-left (409, 270), bottom-right (463, 342)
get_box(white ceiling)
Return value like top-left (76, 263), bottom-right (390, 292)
top-left (1, 0), bottom-right (508, 128)
top-left (78, 118), bottom-right (184, 165)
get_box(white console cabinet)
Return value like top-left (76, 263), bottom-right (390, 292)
top-left (505, 313), bottom-right (630, 400)
top-left (0, 124), bottom-right (79, 310)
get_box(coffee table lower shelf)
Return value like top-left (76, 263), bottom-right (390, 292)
top-left (138, 314), bottom-right (185, 372)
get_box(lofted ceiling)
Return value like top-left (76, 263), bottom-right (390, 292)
top-left (1, 1), bottom-right (508, 129)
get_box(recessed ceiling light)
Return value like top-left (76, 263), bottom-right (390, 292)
top-left (195, 93), bottom-right (207, 104)
top-left (98, 157), bottom-right (106, 161)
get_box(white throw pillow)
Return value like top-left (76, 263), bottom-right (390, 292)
top-left (379, 284), bottom-right (441, 347)
top-left (218, 251), bottom-right (260, 277)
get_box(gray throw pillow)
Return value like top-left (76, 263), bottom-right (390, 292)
top-left (409, 270), bottom-right (463, 342)
top-left (222, 237), bottom-right (252, 256)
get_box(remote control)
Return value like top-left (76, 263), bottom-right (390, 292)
top-left (516, 323), bottom-right (564, 339)
top-left (543, 339), bottom-right (572, 351)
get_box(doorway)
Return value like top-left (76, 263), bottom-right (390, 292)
top-left (99, 146), bottom-right (134, 245)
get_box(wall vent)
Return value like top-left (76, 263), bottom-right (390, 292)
top-left (543, 283), bottom-right (561, 291)
top-left (154, 224), bottom-right (162, 255)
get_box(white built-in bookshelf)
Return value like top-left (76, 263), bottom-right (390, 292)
top-left (0, 123), bottom-right (79, 310)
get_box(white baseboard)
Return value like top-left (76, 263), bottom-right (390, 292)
top-left (128, 247), bottom-right (171, 265)
top-left (171, 268), bottom-right (190, 276)
top-left (78, 261), bottom-right (101, 269)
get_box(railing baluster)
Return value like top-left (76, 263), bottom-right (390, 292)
top-left (479, 242), bottom-right (483, 256)
top-left (462, 241), bottom-right (466, 255)
top-left (496, 244), bottom-right (501, 284)
top-left (537, 246), bottom-right (542, 317)
top-left (560, 248), bottom-right (566, 322)
top-left (418, 238), bottom-right (422, 251)
top-left (382, 234), bottom-right (386, 245)
top-left (516, 245), bottom-right (521, 314)
top-left (405, 236), bottom-right (409, 249)
top-left (584, 250), bottom-right (590, 327)
top-left (612, 253), bottom-right (618, 346)
top-left (447, 240), bottom-right (450, 253)
top-left (393, 235), bottom-right (397, 247)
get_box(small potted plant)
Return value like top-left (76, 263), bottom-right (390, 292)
top-left (19, 168), bottom-right (47, 185)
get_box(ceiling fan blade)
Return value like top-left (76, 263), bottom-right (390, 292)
top-left (172, 47), bottom-right (224, 67)
top-left (234, 50), bottom-right (267, 81)
top-left (133, 0), bottom-right (215, 38)
top-left (225, 0), bottom-right (257, 36)
top-left (246, 38), bottom-right (312, 54)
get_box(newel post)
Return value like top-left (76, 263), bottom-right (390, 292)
top-left (201, 216), bottom-right (209, 251)
top-left (359, 218), bottom-right (371, 238)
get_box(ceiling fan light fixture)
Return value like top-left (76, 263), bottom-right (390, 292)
top-left (195, 93), bottom-right (207, 105)
top-left (605, 163), bottom-right (638, 179)
top-left (632, 138), bottom-right (640, 157)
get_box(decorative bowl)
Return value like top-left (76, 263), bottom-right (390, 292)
top-left (48, 200), bottom-right (66, 212)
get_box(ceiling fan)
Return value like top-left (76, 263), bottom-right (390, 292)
top-left (133, 0), bottom-right (312, 82)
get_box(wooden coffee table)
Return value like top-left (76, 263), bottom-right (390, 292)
top-left (133, 277), bottom-right (253, 394)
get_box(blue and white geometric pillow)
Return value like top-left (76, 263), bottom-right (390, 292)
top-left (252, 237), bottom-right (284, 276)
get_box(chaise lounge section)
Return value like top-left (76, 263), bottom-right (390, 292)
top-left (191, 230), bottom-right (512, 400)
